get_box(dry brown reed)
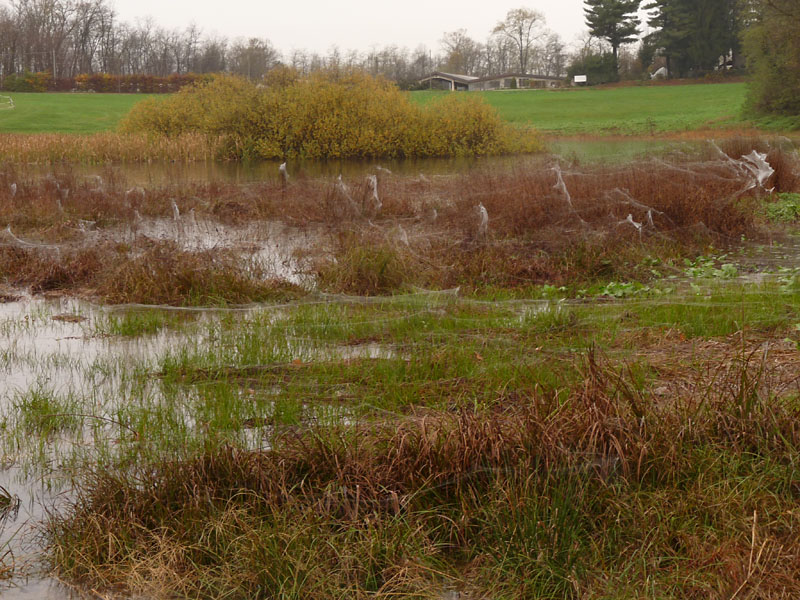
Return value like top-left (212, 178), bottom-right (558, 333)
top-left (0, 240), bottom-right (301, 305)
top-left (0, 132), bottom-right (221, 164)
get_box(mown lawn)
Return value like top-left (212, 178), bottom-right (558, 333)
top-left (0, 82), bottom-right (757, 136)
top-left (412, 82), bottom-right (750, 135)
top-left (0, 92), bottom-right (151, 133)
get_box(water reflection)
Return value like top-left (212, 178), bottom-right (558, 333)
top-left (12, 138), bottom-right (747, 186)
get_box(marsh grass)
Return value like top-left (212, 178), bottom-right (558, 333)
top-left (2, 141), bottom-right (800, 598)
top-left (0, 138), bottom-right (795, 302)
top-left (0, 484), bottom-right (16, 581)
top-left (11, 387), bottom-right (82, 437)
top-left (0, 273), bottom-right (798, 596)
top-left (0, 132), bottom-right (220, 164)
top-left (95, 310), bottom-right (191, 337)
top-left (765, 193), bottom-right (800, 223)
top-left (47, 344), bottom-right (800, 599)
top-left (0, 240), bottom-right (304, 305)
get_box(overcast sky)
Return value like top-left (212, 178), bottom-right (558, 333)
top-left (109, 0), bottom-right (598, 54)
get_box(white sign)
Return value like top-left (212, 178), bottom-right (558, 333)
top-left (573, 75), bottom-right (587, 84)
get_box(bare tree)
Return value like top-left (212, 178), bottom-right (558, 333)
top-left (229, 37), bottom-right (278, 80)
top-left (492, 7), bottom-right (545, 73)
top-left (440, 29), bottom-right (484, 75)
top-left (538, 32), bottom-right (567, 77)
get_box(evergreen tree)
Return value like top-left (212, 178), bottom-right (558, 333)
top-left (584, 0), bottom-right (641, 73)
top-left (644, 0), bottom-right (740, 77)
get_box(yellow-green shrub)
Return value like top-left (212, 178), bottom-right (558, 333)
top-left (415, 94), bottom-right (507, 156)
top-left (121, 72), bottom-right (541, 160)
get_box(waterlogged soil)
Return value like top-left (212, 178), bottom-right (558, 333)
top-left (0, 292), bottom-right (410, 598)
top-left (0, 297), bottom-right (182, 598)
top-left (1, 261), bottom-right (800, 597)
top-left (1, 144), bottom-right (799, 597)
top-left (127, 215), bottom-right (315, 284)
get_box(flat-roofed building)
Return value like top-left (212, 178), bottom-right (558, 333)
top-left (419, 72), bottom-right (562, 91)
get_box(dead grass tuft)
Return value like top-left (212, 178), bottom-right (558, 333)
top-left (0, 240), bottom-right (302, 305)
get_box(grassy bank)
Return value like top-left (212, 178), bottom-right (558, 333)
top-left (412, 82), bottom-right (750, 135)
top-left (1, 82), bottom-right (752, 139)
top-left (0, 92), bottom-right (149, 134)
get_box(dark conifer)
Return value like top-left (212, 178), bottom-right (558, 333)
top-left (584, 0), bottom-right (641, 72)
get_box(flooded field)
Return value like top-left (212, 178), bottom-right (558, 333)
top-left (2, 138), bottom-right (800, 598)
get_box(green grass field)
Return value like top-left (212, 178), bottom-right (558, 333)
top-left (0, 92), bottom-right (149, 133)
top-left (0, 82), bottom-right (756, 136)
top-left (413, 82), bottom-right (751, 135)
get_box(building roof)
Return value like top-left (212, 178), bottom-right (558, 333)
top-left (422, 71), bottom-right (480, 84)
top-left (420, 71), bottom-right (563, 84)
top-left (473, 72), bottom-right (563, 82)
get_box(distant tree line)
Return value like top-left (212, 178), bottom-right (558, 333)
top-left (0, 0), bottom-right (797, 120)
top-left (0, 0), bottom-right (285, 84)
top-left (1, 70), bottom-right (208, 92)
top-left (0, 0), bottom-right (570, 92)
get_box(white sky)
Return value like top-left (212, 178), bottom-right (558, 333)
top-left (109, 0), bottom-right (595, 54)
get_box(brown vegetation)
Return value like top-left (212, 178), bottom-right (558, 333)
top-left (0, 139), bottom-right (796, 302)
top-left (0, 240), bottom-right (301, 305)
top-left (0, 132), bottom-right (221, 164)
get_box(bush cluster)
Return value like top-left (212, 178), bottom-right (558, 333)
top-left (120, 72), bottom-right (541, 160)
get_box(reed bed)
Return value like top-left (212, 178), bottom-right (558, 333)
top-left (0, 132), bottom-right (221, 164)
top-left (0, 240), bottom-right (301, 305)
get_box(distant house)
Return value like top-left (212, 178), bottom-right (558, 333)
top-left (419, 71), bottom-right (562, 91)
